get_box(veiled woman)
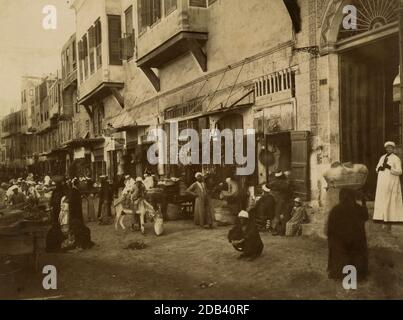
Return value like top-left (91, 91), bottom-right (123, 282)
top-left (327, 188), bottom-right (368, 281)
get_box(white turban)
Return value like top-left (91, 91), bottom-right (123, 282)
top-left (385, 141), bottom-right (396, 148)
top-left (238, 210), bottom-right (249, 219)
top-left (195, 172), bottom-right (203, 178)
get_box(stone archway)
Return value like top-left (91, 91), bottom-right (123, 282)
top-left (319, 0), bottom-right (402, 53)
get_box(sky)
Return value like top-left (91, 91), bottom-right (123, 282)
top-left (0, 0), bottom-right (75, 117)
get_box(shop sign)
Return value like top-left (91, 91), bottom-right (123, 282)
top-left (164, 98), bottom-right (203, 120)
top-left (254, 103), bottom-right (295, 133)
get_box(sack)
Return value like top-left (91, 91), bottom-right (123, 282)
top-left (154, 217), bottom-right (164, 236)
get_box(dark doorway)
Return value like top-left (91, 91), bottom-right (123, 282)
top-left (339, 33), bottom-right (400, 197)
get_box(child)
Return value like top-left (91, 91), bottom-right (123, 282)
top-left (285, 198), bottom-right (308, 236)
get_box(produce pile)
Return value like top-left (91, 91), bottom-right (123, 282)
top-left (323, 162), bottom-right (368, 190)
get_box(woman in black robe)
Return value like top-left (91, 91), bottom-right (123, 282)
top-left (68, 178), bottom-right (94, 249)
top-left (327, 188), bottom-right (368, 281)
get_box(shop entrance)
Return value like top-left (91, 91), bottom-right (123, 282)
top-left (339, 33), bottom-right (400, 196)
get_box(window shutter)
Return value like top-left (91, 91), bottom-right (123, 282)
top-left (89, 25), bottom-right (96, 48)
top-left (153, 0), bottom-right (161, 22)
top-left (290, 131), bottom-right (310, 200)
top-left (189, 0), bottom-right (207, 7)
top-left (95, 20), bottom-right (102, 45)
top-left (108, 15), bottom-right (122, 65)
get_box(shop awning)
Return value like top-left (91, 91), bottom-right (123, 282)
top-left (203, 87), bottom-right (255, 116)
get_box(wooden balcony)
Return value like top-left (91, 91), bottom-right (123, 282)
top-left (137, 0), bottom-right (209, 92)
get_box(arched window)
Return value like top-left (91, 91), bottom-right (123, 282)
top-left (338, 0), bottom-right (399, 41)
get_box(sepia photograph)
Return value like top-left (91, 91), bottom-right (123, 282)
top-left (1, 0), bottom-right (403, 305)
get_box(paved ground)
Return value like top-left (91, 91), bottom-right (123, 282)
top-left (2, 216), bottom-right (403, 300)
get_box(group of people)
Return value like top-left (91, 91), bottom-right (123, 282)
top-left (0, 174), bottom-right (53, 209)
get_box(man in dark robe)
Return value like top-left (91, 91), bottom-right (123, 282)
top-left (249, 184), bottom-right (276, 231)
top-left (327, 188), bottom-right (368, 282)
top-left (269, 171), bottom-right (293, 235)
top-left (98, 176), bottom-right (113, 225)
top-left (228, 210), bottom-right (264, 261)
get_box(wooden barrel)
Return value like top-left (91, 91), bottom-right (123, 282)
top-left (166, 203), bottom-right (181, 221)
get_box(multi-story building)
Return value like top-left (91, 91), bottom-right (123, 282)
top-left (71, 0), bottom-right (126, 179)
top-left (20, 76), bottom-right (43, 170)
top-left (60, 33), bottom-right (92, 177)
top-left (0, 110), bottom-right (26, 177)
top-left (69, 0), bottom-right (403, 208)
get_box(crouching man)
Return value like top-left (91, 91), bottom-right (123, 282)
top-left (228, 210), bottom-right (264, 261)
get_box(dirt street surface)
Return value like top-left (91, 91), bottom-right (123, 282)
top-left (2, 220), bottom-right (403, 300)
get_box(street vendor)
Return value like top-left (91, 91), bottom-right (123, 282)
top-left (8, 185), bottom-right (26, 206)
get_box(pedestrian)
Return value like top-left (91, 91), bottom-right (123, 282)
top-left (132, 177), bottom-right (154, 234)
top-left (228, 210), bottom-right (264, 261)
top-left (285, 198), bottom-right (309, 236)
top-left (373, 141), bottom-right (403, 230)
top-left (68, 178), bottom-right (94, 250)
top-left (327, 188), bottom-right (368, 282)
top-left (186, 172), bottom-right (213, 229)
top-left (46, 177), bottom-right (66, 253)
top-left (98, 176), bottom-right (113, 225)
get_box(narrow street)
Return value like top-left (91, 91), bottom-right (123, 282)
top-left (3, 219), bottom-right (403, 300)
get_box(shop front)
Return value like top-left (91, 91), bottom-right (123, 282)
top-left (253, 68), bottom-right (310, 199)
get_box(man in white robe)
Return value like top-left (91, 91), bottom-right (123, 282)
top-left (373, 141), bottom-right (403, 223)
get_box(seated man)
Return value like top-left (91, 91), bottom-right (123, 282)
top-left (228, 210), bottom-right (264, 261)
top-left (285, 198), bottom-right (309, 236)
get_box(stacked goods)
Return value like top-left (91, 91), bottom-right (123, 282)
top-left (323, 162), bottom-right (368, 190)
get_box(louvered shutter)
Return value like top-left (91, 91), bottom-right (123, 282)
top-left (108, 15), bottom-right (122, 65)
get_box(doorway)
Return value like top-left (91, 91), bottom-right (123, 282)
top-left (339, 33), bottom-right (400, 196)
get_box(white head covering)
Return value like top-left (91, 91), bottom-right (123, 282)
top-left (135, 177), bottom-right (143, 183)
top-left (275, 171), bottom-right (284, 178)
top-left (385, 141), bottom-right (396, 148)
top-left (262, 184), bottom-right (271, 193)
top-left (294, 197), bottom-right (302, 203)
top-left (238, 210), bottom-right (249, 219)
top-left (195, 172), bottom-right (203, 179)
top-left (225, 178), bottom-right (232, 184)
